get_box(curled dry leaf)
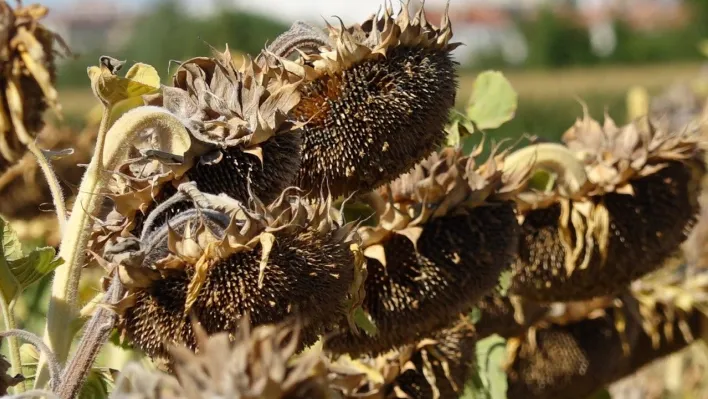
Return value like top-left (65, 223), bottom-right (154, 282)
top-left (0, 337), bottom-right (24, 395)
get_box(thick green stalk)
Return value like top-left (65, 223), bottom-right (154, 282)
top-left (0, 296), bottom-right (23, 393)
top-left (34, 106), bottom-right (190, 389)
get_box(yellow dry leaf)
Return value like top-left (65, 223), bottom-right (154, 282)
top-left (87, 56), bottom-right (160, 106)
top-left (363, 244), bottom-right (386, 267)
top-left (258, 232), bottom-right (276, 289)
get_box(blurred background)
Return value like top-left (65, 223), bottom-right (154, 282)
top-left (39, 0), bottom-right (708, 142)
top-left (9, 0), bottom-right (708, 398)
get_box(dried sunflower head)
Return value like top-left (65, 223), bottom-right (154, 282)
top-left (328, 322), bottom-right (476, 399)
top-left (325, 144), bottom-right (530, 356)
top-left (507, 270), bottom-right (708, 399)
top-left (0, 1), bottom-right (66, 173)
top-left (113, 185), bottom-right (362, 368)
top-left (271, 1), bottom-right (460, 198)
top-left (109, 48), bottom-right (304, 236)
top-left (110, 317), bottom-right (333, 399)
top-left (509, 112), bottom-right (706, 302)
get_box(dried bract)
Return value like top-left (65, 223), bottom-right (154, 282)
top-left (110, 318), bottom-right (332, 398)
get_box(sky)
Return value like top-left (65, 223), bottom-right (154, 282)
top-left (39, 0), bottom-right (457, 24)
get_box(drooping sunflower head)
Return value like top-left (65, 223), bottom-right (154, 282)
top-left (110, 318), bottom-right (332, 399)
top-left (112, 185), bottom-right (363, 367)
top-left (328, 322), bottom-right (476, 399)
top-left (268, 1), bottom-right (460, 198)
top-left (0, 1), bottom-right (66, 173)
top-left (104, 49), bottom-right (306, 237)
top-left (143, 49), bottom-right (304, 205)
top-left (324, 144), bottom-right (529, 356)
top-left (506, 111), bottom-right (707, 301)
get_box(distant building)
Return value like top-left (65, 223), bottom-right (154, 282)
top-left (427, 0), bottom-right (689, 65)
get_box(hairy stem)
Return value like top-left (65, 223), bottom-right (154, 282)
top-left (0, 329), bottom-right (62, 392)
top-left (54, 278), bottom-right (123, 399)
top-left (35, 106), bottom-right (190, 389)
top-left (27, 143), bottom-right (67, 236)
top-left (0, 296), bottom-right (23, 393)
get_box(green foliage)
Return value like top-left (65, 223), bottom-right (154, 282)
top-left (56, 0), bottom-right (289, 88)
top-left (471, 3), bottom-right (708, 70)
top-left (447, 71), bottom-right (518, 147)
top-left (520, 7), bottom-right (597, 69)
top-left (353, 307), bottom-right (378, 337)
top-left (80, 368), bottom-right (116, 399)
top-left (460, 90), bottom-right (627, 158)
top-left (587, 388), bottom-right (613, 399)
top-left (0, 217), bottom-right (63, 306)
top-left (463, 335), bottom-right (508, 399)
top-left (467, 71), bottom-right (518, 131)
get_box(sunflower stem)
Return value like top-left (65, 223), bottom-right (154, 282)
top-left (0, 296), bottom-right (23, 393)
top-left (26, 142), bottom-right (67, 236)
top-left (34, 106), bottom-right (190, 389)
top-left (54, 278), bottom-right (123, 399)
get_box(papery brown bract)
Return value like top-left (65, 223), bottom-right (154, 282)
top-left (110, 318), bottom-right (333, 399)
top-left (164, 51), bottom-right (303, 205)
top-left (507, 273), bottom-right (708, 399)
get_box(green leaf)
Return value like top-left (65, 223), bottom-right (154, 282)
top-left (445, 119), bottom-right (474, 148)
top-left (87, 56), bottom-right (160, 107)
top-left (474, 335), bottom-right (508, 399)
top-left (527, 169), bottom-right (558, 193)
top-left (0, 216), bottom-right (64, 304)
top-left (80, 368), bottom-right (116, 399)
top-left (353, 307), bottom-right (378, 337)
top-left (467, 71), bottom-right (518, 131)
top-left (497, 270), bottom-right (512, 297)
top-left (468, 307), bottom-right (482, 324)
